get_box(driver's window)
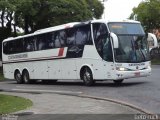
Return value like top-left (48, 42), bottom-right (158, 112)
top-left (93, 23), bottom-right (113, 62)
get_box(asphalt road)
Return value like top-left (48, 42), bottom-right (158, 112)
top-left (0, 65), bottom-right (160, 114)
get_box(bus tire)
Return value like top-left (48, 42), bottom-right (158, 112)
top-left (22, 70), bottom-right (30, 84)
top-left (113, 79), bottom-right (124, 84)
top-left (14, 70), bottom-right (23, 84)
top-left (82, 67), bottom-right (94, 86)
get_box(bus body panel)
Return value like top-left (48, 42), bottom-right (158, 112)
top-left (33, 61), bottom-right (48, 79)
top-left (77, 45), bottom-right (115, 80)
top-left (48, 60), bottom-right (61, 79)
top-left (3, 64), bottom-right (14, 79)
top-left (76, 59), bottom-right (115, 80)
top-left (61, 59), bottom-right (77, 79)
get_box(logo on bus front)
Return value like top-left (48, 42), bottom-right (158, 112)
top-left (129, 63), bottom-right (145, 66)
top-left (136, 66), bottom-right (139, 69)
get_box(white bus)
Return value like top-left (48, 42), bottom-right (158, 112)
top-left (2, 19), bottom-right (154, 86)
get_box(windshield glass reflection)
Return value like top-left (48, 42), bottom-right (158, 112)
top-left (114, 35), bottom-right (150, 63)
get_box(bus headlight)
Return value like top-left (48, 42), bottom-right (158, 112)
top-left (116, 67), bottom-right (128, 71)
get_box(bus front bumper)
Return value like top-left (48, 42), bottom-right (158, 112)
top-left (114, 68), bottom-right (151, 80)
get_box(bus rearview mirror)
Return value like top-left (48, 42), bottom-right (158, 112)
top-left (147, 33), bottom-right (158, 50)
top-left (110, 32), bottom-right (119, 49)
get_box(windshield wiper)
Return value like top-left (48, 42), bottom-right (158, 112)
top-left (138, 48), bottom-right (146, 61)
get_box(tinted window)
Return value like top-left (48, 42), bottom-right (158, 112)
top-left (3, 39), bottom-right (23, 54)
top-left (47, 32), bottom-right (55, 49)
top-left (66, 28), bottom-right (76, 45)
top-left (59, 30), bottom-right (67, 46)
top-left (93, 23), bottom-right (108, 55)
top-left (3, 42), bottom-right (10, 54)
top-left (75, 25), bottom-right (92, 45)
top-left (36, 34), bottom-right (47, 50)
top-left (54, 31), bottom-right (62, 48)
top-left (3, 24), bottom-right (92, 55)
top-left (93, 23), bottom-right (113, 61)
top-left (66, 25), bottom-right (92, 46)
top-left (24, 37), bottom-right (35, 52)
top-left (15, 39), bottom-right (23, 53)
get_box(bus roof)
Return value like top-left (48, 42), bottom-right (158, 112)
top-left (3, 22), bottom-right (87, 42)
top-left (90, 19), bottom-right (140, 24)
top-left (3, 19), bottom-right (141, 42)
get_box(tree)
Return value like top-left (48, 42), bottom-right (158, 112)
top-left (130, 0), bottom-right (160, 32)
top-left (85, 0), bottom-right (104, 19)
top-left (0, 0), bottom-right (104, 34)
top-left (14, 0), bottom-right (104, 34)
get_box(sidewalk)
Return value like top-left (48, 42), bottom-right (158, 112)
top-left (1, 92), bottom-right (142, 114)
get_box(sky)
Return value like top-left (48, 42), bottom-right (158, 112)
top-left (103, 0), bottom-right (143, 20)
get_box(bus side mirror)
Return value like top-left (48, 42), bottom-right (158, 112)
top-left (110, 32), bottom-right (119, 49)
top-left (147, 33), bottom-right (158, 50)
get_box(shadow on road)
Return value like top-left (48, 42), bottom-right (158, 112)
top-left (4, 79), bottom-right (149, 88)
top-left (94, 81), bottom-right (148, 87)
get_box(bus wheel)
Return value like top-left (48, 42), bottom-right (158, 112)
top-left (22, 70), bottom-right (30, 84)
top-left (113, 79), bottom-right (124, 84)
top-left (82, 67), bottom-right (94, 86)
top-left (14, 71), bottom-right (23, 84)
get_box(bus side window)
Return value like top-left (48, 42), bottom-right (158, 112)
top-left (36, 34), bottom-right (47, 50)
top-left (24, 37), bottom-right (35, 52)
top-left (8, 41), bottom-right (15, 54)
top-left (93, 23), bottom-right (107, 56)
top-left (3, 41), bottom-right (17, 54)
top-left (54, 31), bottom-right (61, 48)
top-left (86, 25), bottom-right (92, 45)
top-left (3, 42), bottom-right (9, 54)
top-left (75, 28), bottom-right (85, 45)
top-left (47, 32), bottom-right (55, 48)
top-left (66, 25), bottom-right (92, 46)
top-left (93, 23), bottom-right (113, 61)
top-left (66, 28), bottom-right (76, 45)
top-left (7, 40), bottom-right (23, 54)
top-left (59, 30), bottom-right (66, 47)
top-left (15, 39), bottom-right (23, 53)
top-left (103, 38), bottom-right (113, 62)
top-left (74, 25), bottom-right (92, 45)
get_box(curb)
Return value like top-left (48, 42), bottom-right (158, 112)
top-left (77, 94), bottom-right (153, 115)
top-left (0, 88), bottom-right (154, 115)
top-left (0, 88), bottom-right (83, 96)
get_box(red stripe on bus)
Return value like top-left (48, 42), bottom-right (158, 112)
top-left (58, 48), bottom-right (64, 56)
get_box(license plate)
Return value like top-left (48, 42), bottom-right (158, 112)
top-left (135, 72), bottom-right (140, 77)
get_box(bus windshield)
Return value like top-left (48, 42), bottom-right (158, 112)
top-left (108, 22), bottom-right (150, 63)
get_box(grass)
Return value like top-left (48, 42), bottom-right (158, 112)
top-left (151, 58), bottom-right (160, 65)
top-left (0, 94), bottom-right (33, 114)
